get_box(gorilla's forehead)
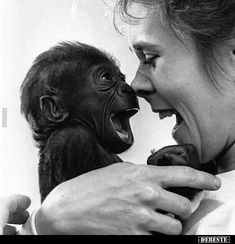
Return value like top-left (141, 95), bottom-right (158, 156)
top-left (87, 52), bottom-right (120, 70)
top-left (86, 58), bottom-right (121, 75)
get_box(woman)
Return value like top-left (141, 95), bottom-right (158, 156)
top-left (10, 0), bottom-right (224, 235)
top-left (113, 0), bottom-right (235, 234)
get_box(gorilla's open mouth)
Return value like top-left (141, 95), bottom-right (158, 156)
top-left (111, 108), bottom-right (139, 143)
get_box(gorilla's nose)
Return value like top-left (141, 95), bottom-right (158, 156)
top-left (119, 84), bottom-right (136, 97)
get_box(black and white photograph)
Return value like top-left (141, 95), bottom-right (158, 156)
top-left (0, 0), bottom-right (235, 238)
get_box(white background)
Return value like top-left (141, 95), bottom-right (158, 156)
top-left (0, 0), bottom-right (175, 210)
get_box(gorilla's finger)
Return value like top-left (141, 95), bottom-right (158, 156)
top-left (164, 153), bottom-right (188, 166)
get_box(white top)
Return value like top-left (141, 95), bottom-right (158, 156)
top-left (183, 170), bottom-right (235, 235)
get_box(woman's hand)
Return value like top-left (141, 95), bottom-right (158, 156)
top-left (36, 162), bottom-right (220, 235)
top-left (0, 194), bottom-right (31, 235)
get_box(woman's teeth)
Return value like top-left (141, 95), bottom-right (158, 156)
top-left (159, 110), bottom-right (176, 120)
top-left (159, 110), bottom-right (183, 128)
top-left (158, 110), bottom-right (184, 137)
top-left (176, 112), bottom-right (183, 125)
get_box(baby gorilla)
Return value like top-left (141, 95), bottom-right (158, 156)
top-left (20, 41), bottom-right (204, 202)
top-left (21, 42), bottom-right (139, 201)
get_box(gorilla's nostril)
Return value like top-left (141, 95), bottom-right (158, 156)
top-left (120, 84), bottom-right (136, 95)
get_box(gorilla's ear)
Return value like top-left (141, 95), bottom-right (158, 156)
top-left (40, 95), bottom-right (69, 123)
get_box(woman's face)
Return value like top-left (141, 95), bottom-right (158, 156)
top-left (128, 5), bottom-right (234, 163)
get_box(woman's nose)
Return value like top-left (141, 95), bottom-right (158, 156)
top-left (131, 72), bottom-right (155, 98)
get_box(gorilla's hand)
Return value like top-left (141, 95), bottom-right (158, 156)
top-left (147, 144), bottom-right (200, 200)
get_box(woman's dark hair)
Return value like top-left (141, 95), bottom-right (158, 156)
top-left (113, 0), bottom-right (235, 84)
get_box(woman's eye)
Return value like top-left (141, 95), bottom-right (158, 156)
top-left (143, 54), bottom-right (159, 67)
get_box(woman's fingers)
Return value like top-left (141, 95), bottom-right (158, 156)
top-left (140, 187), bottom-right (192, 219)
top-left (6, 195), bottom-right (31, 214)
top-left (3, 225), bottom-right (17, 235)
top-left (8, 210), bottom-right (30, 225)
top-left (147, 165), bottom-right (221, 190)
top-left (0, 194), bottom-right (31, 234)
top-left (144, 209), bottom-right (182, 235)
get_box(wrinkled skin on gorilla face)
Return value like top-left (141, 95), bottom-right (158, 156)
top-left (67, 61), bottom-right (139, 154)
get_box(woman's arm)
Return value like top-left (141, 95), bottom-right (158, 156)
top-left (32, 163), bottom-right (220, 235)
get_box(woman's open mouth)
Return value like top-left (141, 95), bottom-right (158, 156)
top-left (158, 109), bottom-right (184, 135)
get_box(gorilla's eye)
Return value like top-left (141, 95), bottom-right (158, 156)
top-left (101, 72), bottom-right (111, 81)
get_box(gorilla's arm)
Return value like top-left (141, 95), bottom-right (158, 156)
top-left (39, 124), bottom-right (122, 202)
